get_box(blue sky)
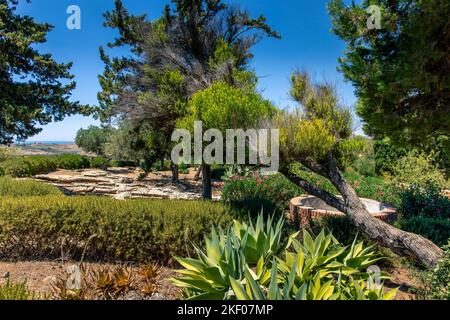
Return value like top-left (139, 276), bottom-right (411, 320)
top-left (17, 0), bottom-right (359, 142)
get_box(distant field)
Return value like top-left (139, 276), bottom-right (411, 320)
top-left (14, 143), bottom-right (86, 156)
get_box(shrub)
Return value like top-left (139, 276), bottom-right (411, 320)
top-left (0, 280), bottom-right (38, 300)
top-left (91, 156), bottom-right (109, 168)
top-left (398, 185), bottom-right (450, 246)
top-left (374, 140), bottom-right (408, 175)
top-left (400, 217), bottom-right (450, 247)
top-left (54, 154), bottom-right (90, 170)
top-left (0, 196), bottom-right (235, 262)
top-left (427, 241), bottom-right (450, 300)
top-left (0, 154), bottom-right (91, 177)
top-left (388, 152), bottom-right (447, 189)
top-left (0, 177), bottom-right (62, 197)
top-left (399, 185), bottom-right (450, 220)
top-left (221, 174), bottom-right (302, 217)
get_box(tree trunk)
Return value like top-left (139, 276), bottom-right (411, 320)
top-left (194, 165), bottom-right (202, 181)
top-left (282, 156), bottom-right (443, 268)
top-left (202, 164), bottom-right (212, 200)
top-left (171, 162), bottom-right (179, 184)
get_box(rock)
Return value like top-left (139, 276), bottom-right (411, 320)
top-left (113, 192), bottom-right (133, 201)
top-left (33, 168), bottom-right (205, 201)
top-left (2, 272), bottom-right (10, 279)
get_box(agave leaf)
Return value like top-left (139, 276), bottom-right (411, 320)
top-left (267, 260), bottom-right (279, 300)
top-left (229, 277), bottom-right (251, 300)
top-left (244, 268), bottom-right (265, 300)
top-left (175, 257), bottom-right (205, 272)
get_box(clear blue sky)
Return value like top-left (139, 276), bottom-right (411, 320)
top-left (17, 0), bottom-right (359, 142)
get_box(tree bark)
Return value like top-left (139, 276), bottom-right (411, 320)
top-left (194, 165), bottom-right (202, 181)
top-left (281, 155), bottom-right (443, 268)
top-left (171, 162), bottom-right (179, 184)
top-left (202, 164), bottom-right (212, 200)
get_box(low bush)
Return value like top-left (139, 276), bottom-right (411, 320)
top-left (221, 174), bottom-right (301, 217)
top-left (0, 280), bottom-right (38, 300)
top-left (54, 154), bottom-right (90, 170)
top-left (397, 185), bottom-right (450, 246)
top-left (0, 196), bottom-right (235, 262)
top-left (0, 154), bottom-right (91, 177)
top-left (427, 241), bottom-right (450, 300)
top-left (399, 185), bottom-right (450, 220)
top-left (388, 152), bottom-right (447, 189)
top-left (400, 217), bottom-right (450, 247)
top-left (90, 156), bottom-right (109, 168)
top-left (0, 177), bottom-right (62, 197)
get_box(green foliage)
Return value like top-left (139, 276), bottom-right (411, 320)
top-left (0, 155), bottom-right (91, 177)
top-left (0, 176), bottom-right (62, 197)
top-left (221, 174), bottom-right (302, 217)
top-left (329, 0), bottom-right (450, 150)
top-left (53, 154), bottom-right (91, 170)
top-left (0, 196), bottom-right (235, 262)
top-left (181, 82), bottom-right (276, 133)
top-left (400, 217), bottom-right (450, 248)
top-left (0, 280), bottom-right (38, 300)
top-left (0, 0), bottom-right (89, 144)
top-left (388, 152), bottom-right (447, 189)
top-left (399, 185), bottom-right (450, 220)
top-left (398, 184), bottom-right (450, 246)
top-left (75, 126), bottom-right (111, 156)
top-left (374, 140), bottom-right (408, 175)
top-left (172, 213), bottom-right (289, 300)
top-left (292, 165), bottom-right (401, 206)
top-left (91, 156), bottom-right (109, 169)
top-left (427, 241), bottom-right (450, 300)
top-left (348, 139), bottom-right (376, 177)
top-left (173, 215), bottom-right (397, 300)
top-left (307, 216), bottom-right (362, 246)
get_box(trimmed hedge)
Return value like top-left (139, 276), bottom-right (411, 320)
top-left (0, 177), bottom-right (62, 197)
top-left (0, 154), bottom-right (91, 177)
top-left (222, 174), bottom-right (301, 217)
top-left (0, 196), bottom-right (235, 262)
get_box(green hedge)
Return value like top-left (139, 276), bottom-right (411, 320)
top-left (221, 174), bottom-right (301, 217)
top-left (0, 177), bottom-right (62, 197)
top-left (0, 196), bottom-right (235, 262)
top-left (400, 216), bottom-right (450, 247)
top-left (0, 154), bottom-right (91, 177)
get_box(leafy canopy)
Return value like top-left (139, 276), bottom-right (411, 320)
top-left (0, 0), bottom-right (87, 144)
top-left (328, 0), bottom-right (450, 151)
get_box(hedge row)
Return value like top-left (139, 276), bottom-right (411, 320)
top-left (0, 154), bottom-right (92, 177)
top-left (0, 177), bottom-right (62, 197)
top-left (0, 196), bottom-right (235, 262)
top-left (0, 154), bottom-right (133, 177)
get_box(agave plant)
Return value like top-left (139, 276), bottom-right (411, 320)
top-left (172, 226), bottom-right (246, 300)
top-left (233, 213), bottom-right (292, 265)
top-left (173, 216), bottom-right (397, 301)
top-left (172, 212), bottom-right (291, 300)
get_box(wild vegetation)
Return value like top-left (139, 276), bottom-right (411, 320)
top-left (0, 0), bottom-right (448, 301)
